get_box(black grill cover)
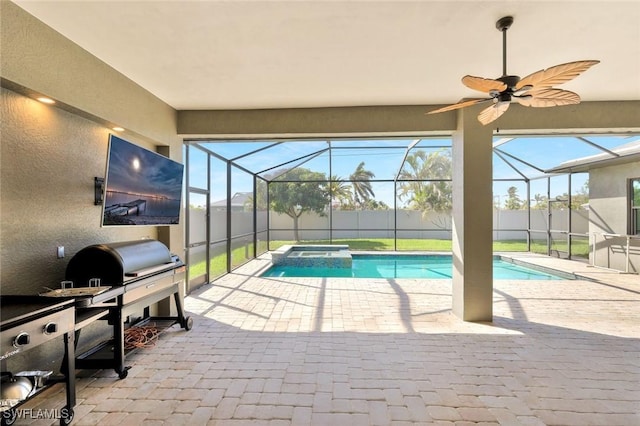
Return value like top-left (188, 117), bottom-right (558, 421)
top-left (66, 240), bottom-right (173, 286)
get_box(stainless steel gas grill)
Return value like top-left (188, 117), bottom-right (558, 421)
top-left (1, 296), bottom-right (76, 426)
top-left (62, 239), bottom-right (192, 379)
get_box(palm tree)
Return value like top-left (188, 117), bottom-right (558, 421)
top-left (397, 150), bottom-right (452, 213)
top-left (322, 176), bottom-right (352, 210)
top-left (349, 162), bottom-right (375, 208)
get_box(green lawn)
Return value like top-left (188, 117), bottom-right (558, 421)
top-left (269, 238), bottom-right (544, 252)
top-left (189, 238), bottom-right (589, 281)
top-left (269, 238), bottom-right (454, 251)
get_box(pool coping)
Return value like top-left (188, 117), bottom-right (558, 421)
top-left (271, 244), bottom-right (350, 266)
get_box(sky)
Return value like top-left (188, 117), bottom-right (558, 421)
top-left (185, 135), bottom-right (637, 208)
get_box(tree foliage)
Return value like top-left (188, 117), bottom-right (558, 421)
top-left (530, 193), bottom-right (548, 210)
top-left (349, 161), bottom-right (376, 208)
top-left (569, 180), bottom-right (589, 210)
top-left (321, 175), bottom-right (353, 210)
top-left (397, 150), bottom-right (452, 213)
top-left (360, 199), bottom-right (390, 210)
top-left (504, 186), bottom-right (524, 210)
top-left (268, 167), bottom-right (328, 241)
top-left (528, 180), bottom-right (589, 210)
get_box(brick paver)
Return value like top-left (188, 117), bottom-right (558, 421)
top-left (25, 253), bottom-right (640, 425)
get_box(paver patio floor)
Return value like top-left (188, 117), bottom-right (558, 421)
top-left (25, 253), bottom-right (640, 425)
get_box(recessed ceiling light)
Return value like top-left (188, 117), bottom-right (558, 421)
top-left (37, 97), bottom-right (55, 104)
top-left (112, 127), bottom-right (125, 132)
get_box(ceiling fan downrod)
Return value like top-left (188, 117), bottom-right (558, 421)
top-left (496, 16), bottom-right (514, 77)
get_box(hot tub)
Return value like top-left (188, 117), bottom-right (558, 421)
top-left (270, 245), bottom-right (352, 268)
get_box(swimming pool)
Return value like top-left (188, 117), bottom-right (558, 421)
top-left (261, 254), bottom-right (568, 280)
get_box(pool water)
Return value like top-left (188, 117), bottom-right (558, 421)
top-left (261, 255), bottom-right (566, 280)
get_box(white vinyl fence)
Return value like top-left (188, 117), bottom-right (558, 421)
top-left (191, 208), bottom-right (589, 242)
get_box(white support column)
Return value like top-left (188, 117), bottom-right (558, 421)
top-left (451, 108), bottom-right (494, 322)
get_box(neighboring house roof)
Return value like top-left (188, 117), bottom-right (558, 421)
top-left (546, 139), bottom-right (640, 174)
top-left (211, 192), bottom-right (252, 208)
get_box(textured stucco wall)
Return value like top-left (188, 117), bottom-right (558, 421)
top-left (0, 88), bottom-right (164, 371)
top-left (178, 101), bottom-right (640, 137)
top-left (0, 2), bottom-right (184, 284)
top-left (589, 162), bottom-right (640, 272)
top-left (0, 2), bottom-right (183, 372)
top-left (0, 88), bottom-right (159, 294)
top-left (0, 1), bottom-right (183, 256)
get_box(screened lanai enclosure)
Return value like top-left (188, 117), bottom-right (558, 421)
top-left (184, 134), bottom-right (639, 288)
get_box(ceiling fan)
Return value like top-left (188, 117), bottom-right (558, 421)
top-left (426, 16), bottom-right (599, 125)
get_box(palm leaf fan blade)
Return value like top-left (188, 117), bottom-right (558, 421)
top-left (515, 60), bottom-right (600, 90)
top-left (477, 102), bottom-right (510, 125)
top-left (516, 89), bottom-right (581, 107)
top-left (462, 75), bottom-right (507, 93)
top-left (426, 98), bottom-right (489, 115)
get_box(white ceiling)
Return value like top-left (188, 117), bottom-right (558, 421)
top-left (14, 1), bottom-right (640, 111)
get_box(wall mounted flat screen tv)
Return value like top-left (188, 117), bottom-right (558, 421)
top-left (102, 134), bottom-right (184, 226)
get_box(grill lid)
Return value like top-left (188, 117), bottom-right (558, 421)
top-left (66, 239), bottom-right (173, 286)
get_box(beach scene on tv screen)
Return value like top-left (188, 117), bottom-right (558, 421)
top-left (103, 136), bottom-right (183, 226)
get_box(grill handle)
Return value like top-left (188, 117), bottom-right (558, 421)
top-left (124, 262), bottom-right (178, 278)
